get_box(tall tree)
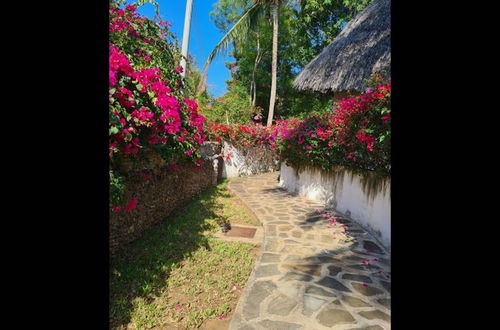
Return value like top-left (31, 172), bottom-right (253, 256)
top-left (204, 0), bottom-right (375, 121)
top-left (266, 0), bottom-right (279, 126)
top-left (202, 0), bottom-right (282, 127)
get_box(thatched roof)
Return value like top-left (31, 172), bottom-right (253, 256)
top-left (293, 0), bottom-right (390, 93)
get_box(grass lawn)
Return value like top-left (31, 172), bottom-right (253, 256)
top-left (110, 180), bottom-right (260, 330)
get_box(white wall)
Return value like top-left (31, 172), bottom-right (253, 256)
top-left (279, 163), bottom-right (391, 250)
top-left (221, 142), bottom-right (278, 178)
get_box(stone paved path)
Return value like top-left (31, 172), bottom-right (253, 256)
top-left (227, 172), bottom-right (391, 330)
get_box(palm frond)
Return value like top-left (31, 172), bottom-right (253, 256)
top-left (199, 3), bottom-right (266, 89)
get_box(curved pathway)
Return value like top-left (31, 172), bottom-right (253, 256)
top-left (227, 172), bottom-right (391, 330)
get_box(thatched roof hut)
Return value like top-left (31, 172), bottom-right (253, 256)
top-left (293, 0), bottom-right (390, 94)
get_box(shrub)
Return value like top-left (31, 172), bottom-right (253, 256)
top-left (205, 119), bottom-right (299, 151)
top-left (109, 1), bottom-right (206, 209)
top-left (279, 73), bottom-right (391, 176)
top-left (201, 80), bottom-right (255, 125)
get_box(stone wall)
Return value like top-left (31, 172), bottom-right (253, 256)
top-left (279, 163), bottom-right (391, 250)
top-left (110, 144), bottom-right (221, 256)
top-left (221, 141), bottom-right (279, 178)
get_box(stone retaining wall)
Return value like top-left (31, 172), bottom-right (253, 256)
top-left (110, 144), bottom-right (221, 256)
top-left (279, 163), bottom-right (391, 250)
top-left (221, 141), bottom-right (279, 178)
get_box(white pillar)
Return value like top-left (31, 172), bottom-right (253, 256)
top-left (180, 0), bottom-right (194, 78)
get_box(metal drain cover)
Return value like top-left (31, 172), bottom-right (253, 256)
top-left (225, 226), bottom-right (257, 238)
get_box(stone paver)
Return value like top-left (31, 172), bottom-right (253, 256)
top-left (228, 172), bottom-right (391, 330)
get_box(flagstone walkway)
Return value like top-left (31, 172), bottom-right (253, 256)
top-left (227, 172), bottom-right (391, 330)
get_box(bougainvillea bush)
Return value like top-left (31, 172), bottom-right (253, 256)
top-left (279, 74), bottom-right (391, 176)
top-left (205, 119), bottom-right (299, 151)
top-left (205, 119), bottom-right (299, 172)
top-left (109, 1), bottom-right (206, 210)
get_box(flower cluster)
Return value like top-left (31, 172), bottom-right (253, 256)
top-left (109, 2), bottom-right (206, 210)
top-left (279, 73), bottom-right (391, 175)
top-left (205, 119), bottom-right (299, 151)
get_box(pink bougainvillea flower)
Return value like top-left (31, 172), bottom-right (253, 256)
top-left (186, 150), bottom-right (193, 156)
top-left (169, 163), bottom-right (179, 170)
top-left (175, 304), bottom-right (182, 310)
top-left (361, 260), bottom-right (367, 265)
top-left (175, 66), bottom-right (183, 74)
top-left (125, 197), bottom-right (137, 211)
top-left (109, 70), bottom-right (117, 87)
top-left (111, 205), bottom-right (122, 212)
top-left (125, 4), bottom-right (137, 12)
top-left (177, 135), bottom-right (185, 142)
top-left (218, 314), bottom-right (227, 320)
top-left (305, 145), bottom-right (312, 150)
top-left (159, 20), bottom-right (172, 28)
top-left (381, 114), bottom-right (391, 121)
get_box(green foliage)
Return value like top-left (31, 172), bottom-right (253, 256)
top-left (201, 79), bottom-right (254, 124)
top-left (208, 0), bottom-right (375, 120)
top-left (110, 170), bottom-right (125, 205)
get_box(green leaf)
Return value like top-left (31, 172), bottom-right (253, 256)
top-left (109, 126), bottom-right (119, 135)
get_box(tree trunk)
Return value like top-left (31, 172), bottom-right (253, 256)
top-left (251, 34), bottom-right (261, 107)
top-left (266, 0), bottom-right (278, 127)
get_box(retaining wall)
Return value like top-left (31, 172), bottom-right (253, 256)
top-left (110, 144), bottom-right (220, 256)
top-left (221, 141), bottom-right (279, 178)
top-left (279, 163), bottom-right (391, 250)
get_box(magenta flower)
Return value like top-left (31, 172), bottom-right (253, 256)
top-left (125, 197), bottom-right (137, 211)
top-left (175, 304), bottom-right (182, 310)
top-left (109, 70), bottom-right (117, 87)
top-left (111, 206), bottom-right (122, 212)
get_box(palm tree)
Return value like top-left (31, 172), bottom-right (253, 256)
top-left (200, 0), bottom-right (281, 127)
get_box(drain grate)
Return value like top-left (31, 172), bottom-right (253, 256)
top-left (225, 226), bottom-right (257, 238)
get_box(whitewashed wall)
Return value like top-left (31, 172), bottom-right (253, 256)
top-left (279, 163), bottom-right (391, 250)
top-left (221, 142), bottom-right (278, 178)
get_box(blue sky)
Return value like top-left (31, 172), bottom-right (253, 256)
top-left (127, 0), bottom-right (234, 97)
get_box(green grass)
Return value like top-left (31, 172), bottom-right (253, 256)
top-left (110, 180), bottom-right (259, 329)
